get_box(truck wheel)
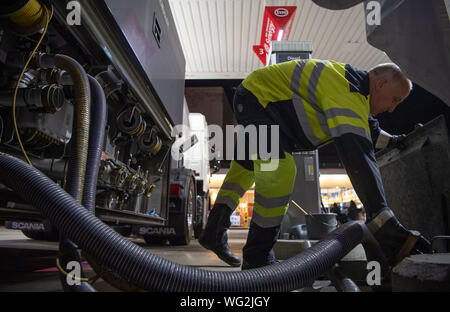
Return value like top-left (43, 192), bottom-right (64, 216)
top-left (193, 195), bottom-right (204, 239)
top-left (169, 176), bottom-right (196, 246)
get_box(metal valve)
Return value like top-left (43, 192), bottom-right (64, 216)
top-left (125, 173), bottom-right (140, 191)
top-left (110, 166), bottom-right (128, 187)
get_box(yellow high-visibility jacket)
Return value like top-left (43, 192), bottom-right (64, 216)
top-left (241, 59), bottom-right (388, 217)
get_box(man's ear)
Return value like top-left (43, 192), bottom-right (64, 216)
top-left (375, 78), bottom-right (387, 91)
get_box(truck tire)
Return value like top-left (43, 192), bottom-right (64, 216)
top-left (193, 195), bottom-right (203, 239)
top-left (168, 175), bottom-right (196, 246)
top-left (193, 193), bottom-right (208, 239)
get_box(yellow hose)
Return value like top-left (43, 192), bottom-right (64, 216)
top-left (8, 0), bottom-right (47, 32)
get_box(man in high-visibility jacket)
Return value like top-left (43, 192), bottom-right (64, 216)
top-left (199, 59), bottom-right (431, 269)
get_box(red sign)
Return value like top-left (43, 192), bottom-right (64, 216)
top-left (252, 44), bottom-right (266, 65)
top-left (253, 6), bottom-right (297, 66)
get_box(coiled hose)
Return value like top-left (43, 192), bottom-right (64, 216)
top-left (82, 75), bottom-right (106, 212)
top-left (0, 151), bottom-right (367, 292)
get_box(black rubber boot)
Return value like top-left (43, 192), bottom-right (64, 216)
top-left (241, 221), bottom-right (280, 270)
top-left (367, 209), bottom-right (432, 266)
top-left (198, 204), bottom-right (241, 267)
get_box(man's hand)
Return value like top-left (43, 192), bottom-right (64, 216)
top-left (387, 134), bottom-right (407, 148)
top-left (375, 130), bottom-right (408, 150)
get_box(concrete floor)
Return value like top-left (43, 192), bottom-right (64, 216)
top-left (0, 226), bottom-right (248, 291)
top-left (0, 226), bottom-right (354, 292)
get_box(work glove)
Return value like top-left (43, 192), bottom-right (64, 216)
top-left (387, 134), bottom-right (406, 149)
top-left (367, 209), bottom-right (433, 267)
top-left (386, 123), bottom-right (425, 149)
top-left (375, 130), bottom-right (406, 150)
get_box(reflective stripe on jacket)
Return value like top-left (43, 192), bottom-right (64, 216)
top-left (241, 59), bottom-right (389, 217)
top-left (242, 59), bottom-right (372, 148)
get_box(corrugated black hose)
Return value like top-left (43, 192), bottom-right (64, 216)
top-left (53, 54), bottom-right (91, 201)
top-left (57, 75), bottom-right (105, 292)
top-left (45, 54), bottom-right (92, 292)
top-left (0, 152), bottom-right (368, 292)
top-left (82, 75), bottom-right (106, 213)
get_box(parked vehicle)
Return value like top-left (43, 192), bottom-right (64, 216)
top-left (0, 0), bottom-right (208, 245)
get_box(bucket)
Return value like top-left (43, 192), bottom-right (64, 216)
top-left (305, 213), bottom-right (338, 240)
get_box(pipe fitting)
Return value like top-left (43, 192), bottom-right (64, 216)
top-left (32, 52), bottom-right (56, 69)
top-left (38, 68), bottom-right (73, 85)
top-left (95, 70), bottom-right (123, 98)
top-left (138, 129), bottom-right (162, 154)
top-left (136, 178), bottom-right (148, 196)
top-left (145, 183), bottom-right (156, 198)
top-left (116, 107), bottom-right (146, 136)
top-left (109, 166), bottom-right (128, 188)
top-left (0, 84), bottom-right (65, 113)
top-left (125, 173), bottom-right (139, 192)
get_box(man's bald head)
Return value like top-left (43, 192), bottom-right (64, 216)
top-left (368, 63), bottom-right (412, 116)
top-left (369, 63), bottom-right (413, 90)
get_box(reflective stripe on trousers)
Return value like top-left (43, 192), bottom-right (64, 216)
top-left (251, 152), bottom-right (297, 228)
top-left (214, 160), bottom-right (254, 211)
top-left (214, 153), bottom-right (297, 228)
